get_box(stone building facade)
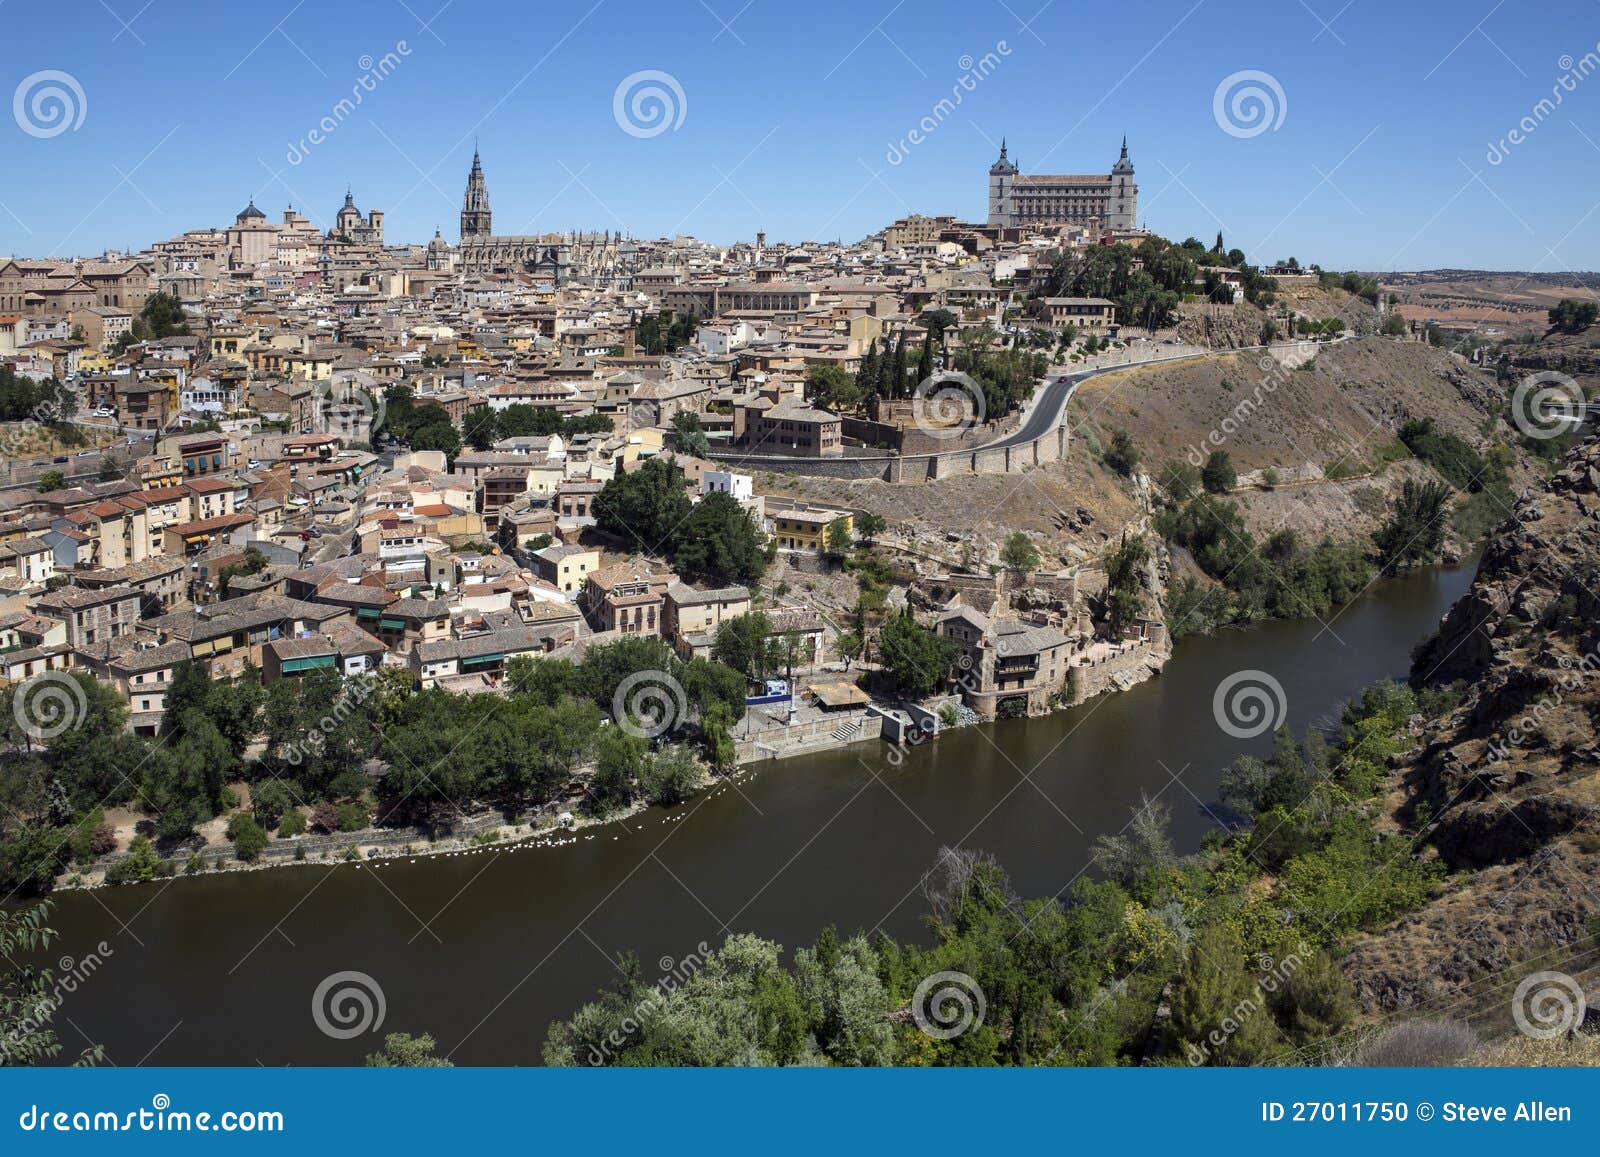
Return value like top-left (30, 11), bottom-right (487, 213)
top-left (987, 138), bottom-right (1137, 231)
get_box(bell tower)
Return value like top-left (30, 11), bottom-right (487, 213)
top-left (460, 146), bottom-right (492, 240)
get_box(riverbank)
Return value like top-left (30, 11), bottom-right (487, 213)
top-left (68, 632), bottom-right (1172, 891)
top-left (34, 558), bottom-right (1477, 1065)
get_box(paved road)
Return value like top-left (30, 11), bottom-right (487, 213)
top-left (981, 338), bottom-right (1338, 453)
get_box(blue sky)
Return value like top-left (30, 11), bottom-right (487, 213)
top-left (2, 0), bottom-right (1598, 270)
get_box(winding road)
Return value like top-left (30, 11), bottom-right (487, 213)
top-left (984, 337), bottom-right (1330, 453)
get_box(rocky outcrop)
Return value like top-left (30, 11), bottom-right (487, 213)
top-left (1345, 437), bottom-right (1600, 1012)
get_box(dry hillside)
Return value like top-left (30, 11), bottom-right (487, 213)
top-left (1342, 437), bottom-right (1600, 1031)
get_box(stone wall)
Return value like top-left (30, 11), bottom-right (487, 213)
top-left (709, 418), bottom-right (1068, 483)
top-left (1067, 639), bottom-right (1168, 706)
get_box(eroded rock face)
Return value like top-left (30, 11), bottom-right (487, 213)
top-left (1346, 436), bottom-right (1600, 1013)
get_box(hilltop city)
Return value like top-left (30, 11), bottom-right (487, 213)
top-left (0, 136), bottom-right (1448, 880)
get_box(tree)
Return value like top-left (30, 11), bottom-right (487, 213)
top-left (1092, 791), bottom-right (1175, 887)
top-left (671, 410), bottom-right (711, 457)
top-left (462, 405), bottom-right (499, 450)
top-left (251, 779), bottom-right (295, 830)
top-left (641, 745), bottom-right (701, 806)
top-left (592, 456), bottom-right (692, 551)
top-left (835, 631), bottom-right (864, 668)
top-left (587, 728), bottom-right (649, 815)
top-left (1000, 531), bottom-right (1041, 572)
top-left (1167, 923), bottom-right (1283, 1065)
top-left (806, 364), bottom-right (863, 412)
top-left (365, 1032), bottom-right (453, 1067)
top-left (1201, 450), bottom-right (1236, 494)
top-left (1103, 429), bottom-right (1139, 477)
top-left (713, 612), bottom-right (776, 684)
top-left (411, 421), bottom-right (461, 458)
top-left (855, 513), bottom-right (887, 542)
top-left (0, 901), bottom-right (104, 1065)
top-left (216, 546), bottom-right (269, 594)
top-left (673, 492), bottom-right (766, 585)
top-left (1548, 298), bottom-right (1599, 332)
top-left (1374, 479), bottom-right (1453, 574)
top-left (701, 702), bottom-right (739, 772)
top-left (825, 517), bottom-right (854, 558)
top-left (35, 471), bottom-right (65, 493)
top-left (225, 813), bottom-right (268, 862)
top-left (1104, 535), bottom-right (1148, 640)
top-left (877, 610), bottom-right (957, 698)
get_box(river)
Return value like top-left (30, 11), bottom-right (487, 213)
top-left (38, 560), bottom-right (1475, 1065)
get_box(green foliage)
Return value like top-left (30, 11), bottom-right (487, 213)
top-left (1103, 429), bottom-right (1139, 477)
top-left (674, 492), bottom-right (767, 585)
top-left (592, 456), bottom-right (693, 551)
top-left (806, 364), bottom-right (865, 412)
top-left (586, 727), bottom-right (650, 816)
top-left (111, 292), bottom-right (189, 352)
top-left (1000, 531), bottom-right (1041, 572)
top-left (1103, 536), bottom-right (1148, 640)
top-left (104, 836), bottom-right (171, 884)
top-left (277, 809), bottom-right (307, 838)
top-left (1156, 495), bottom-right (1373, 631)
top-left (1374, 479), bottom-right (1454, 575)
top-left (35, 471), bottom-right (65, 494)
top-left (877, 610), bottom-right (958, 698)
top-left (225, 814), bottom-right (268, 862)
top-left (1548, 298), bottom-right (1599, 332)
top-left (1317, 269), bottom-right (1381, 305)
top-left (1200, 450), bottom-right (1236, 494)
top-left (634, 309), bottom-right (698, 356)
top-left (0, 901), bottom-right (105, 1065)
top-left (365, 1031), bottom-right (454, 1067)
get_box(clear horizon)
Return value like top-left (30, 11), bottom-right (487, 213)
top-left (2, 0), bottom-right (1599, 272)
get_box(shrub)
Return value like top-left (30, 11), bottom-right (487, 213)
top-left (278, 809), bottom-right (307, 838)
top-left (226, 814), bottom-right (268, 862)
top-left (104, 836), bottom-right (170, 884)
top-left (1353, 1021), bottom-right (1478, 1067)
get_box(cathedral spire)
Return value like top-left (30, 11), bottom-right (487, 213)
top-left (461, 145), bottom-right (492, 241)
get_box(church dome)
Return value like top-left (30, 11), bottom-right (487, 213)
top-left (236, 199), bottom-right (266, 222)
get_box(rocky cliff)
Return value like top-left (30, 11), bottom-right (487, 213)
top-left (1346, 437), bottom-right (1600, 1014)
